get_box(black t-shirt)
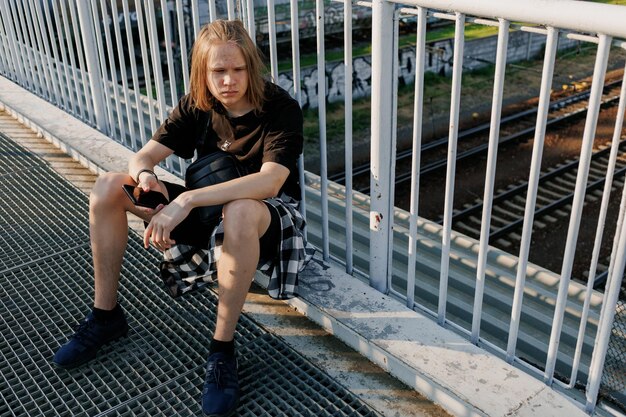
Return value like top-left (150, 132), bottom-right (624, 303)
top-left (152, 82), bottom-right (304, 200)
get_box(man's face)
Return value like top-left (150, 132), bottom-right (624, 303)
top-left (206, 41), bottom-right (251, 116)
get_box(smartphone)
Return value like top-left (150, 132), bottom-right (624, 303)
top-left (122, 184), bottom-right (168, 209)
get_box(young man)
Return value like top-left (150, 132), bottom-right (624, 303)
top-left (53, 20), bottom-right (308, 417)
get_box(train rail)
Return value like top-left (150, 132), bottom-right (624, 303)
top-left (450, 140), bottom-right (626, 286)
top-left (450, 141), bottom-right (626, 239)
top-left (330, 79), bottom-right (624, 193)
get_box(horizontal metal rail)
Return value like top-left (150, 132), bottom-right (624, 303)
top-left (390, 0), bottom-right (626, 38)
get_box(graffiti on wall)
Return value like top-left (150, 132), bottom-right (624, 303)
top-left (278, 31), bottom-right (578, 108)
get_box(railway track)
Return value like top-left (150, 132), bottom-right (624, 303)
top-left (330, 79), bottom-right (623, 193)
top-left (447, 135), bottom-right (626, 289)
top-left (450, 141), bottom-right (626, 244)
top-left (328, 76), bottom-right (626, 287)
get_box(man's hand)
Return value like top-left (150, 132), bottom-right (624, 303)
top-left (143, 197), bottom-right (191, 251)
top-left (136, 170), bottom-right (160, 192)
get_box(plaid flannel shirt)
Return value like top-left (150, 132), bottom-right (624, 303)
top-left (159, 194), bottom-right (313, 300)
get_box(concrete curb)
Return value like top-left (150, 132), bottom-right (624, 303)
top-left (0, 75), bottom-right (591, 417)
top-left (0, 77), bottom-right (182, 186)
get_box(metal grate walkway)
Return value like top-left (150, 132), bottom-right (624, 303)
top-left (0, 131), bottom-right (380, 417)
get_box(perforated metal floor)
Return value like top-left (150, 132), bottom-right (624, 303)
top-left (0, 132), bottom-right (380, 417)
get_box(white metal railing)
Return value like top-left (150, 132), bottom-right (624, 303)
top-left (1, 0), bottom-right (626, 413)
top-left (371, 0), bottom-right (626, 413)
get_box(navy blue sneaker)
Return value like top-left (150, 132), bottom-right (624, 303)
top-left (52, 310), bottom-right (128, 369)
top-left (202, 352), bottom-right (240, 417)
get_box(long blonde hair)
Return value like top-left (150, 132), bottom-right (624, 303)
top-left (189, 20), bottom-right (266, 112)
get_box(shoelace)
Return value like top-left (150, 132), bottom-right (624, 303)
top-left (206, 359), bottom-right (237, 390)
top-left (71, 319), bottom-right (99, 344)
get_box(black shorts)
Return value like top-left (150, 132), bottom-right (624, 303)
top-left (160, 181), bottom-right (281, 259)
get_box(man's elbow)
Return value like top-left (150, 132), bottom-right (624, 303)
top-left (267, 179), bottom-right (284, 198)
top-left (259, 163), bottom-right (290, 198)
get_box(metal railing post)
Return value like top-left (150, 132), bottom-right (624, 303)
top-left (0, 1), bottom-right (24, 85)
top-left (406, 6), bottom-right (427, 309)
top-left (569, 57), bottom-right (626, 388)
top-left (316, 0), bottom-right (329, 261)
top-left (246, 0), bottom-right (255, 42)
top-left (585, 181), bottom-right (626, 413)
top-left (267, 0), bottom-right (278, 80)
top-left (438, 12), bottom-right (465, 324)
top-left (370, 0), bottom-right (395, 293)
top-left (471, 18), bottom-right (509, 343)
top-left (544, 34), bottom-right (611, 385)
top-left (344, 0), bottom-right (354, 275)
top-left (506, 26), bottom-right (558, 362)
top-left (75, 1), bottom-right (107, 133)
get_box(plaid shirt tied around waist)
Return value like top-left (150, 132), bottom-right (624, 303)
top-left (159, 194), bottom-right (313, 300)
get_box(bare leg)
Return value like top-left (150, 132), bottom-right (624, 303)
top-left (89, 173), bottom-right (155, 310)
top-left (213, 199), bottom-right (271, 341)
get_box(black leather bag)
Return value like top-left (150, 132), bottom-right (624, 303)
top-left (185, 150), bottom-right (246, 228)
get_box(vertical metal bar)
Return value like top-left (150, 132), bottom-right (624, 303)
top-left (28, 0), bottom-right (51, 96)
top-left (58, 0), bottom-right (83, 118)
top-left (122, 0), bottom-right (147, 148)
top-left (289, 0), bottom-right (306, 225)
top-left (68, 0), bottom-right (95, 122)
top-left (23, 0), bottom-right (52, 99)
top-left (387, 11), bottom-right (400, 289)
top-left (506, 27), bottom-right (559, 362)
top-left (146, 0), bottom-right (172, 170)
top-left (544, 34), bottom-right (611, 385)
top-left (40, 0), bottom-right (66, 109)
top-left (241, 0), bottom-right (248, 28)
top-left (146, 0), bottom-right (169, 123)
top-left (0, 13), bottom-right (10, 77)
top-left (227, 0), bottom-right (235, 20)
top-left (266, 0), bottom-right (278, 80)
top-left (89, 2), bottom-right (114, 138)
top-left (406, 6), bottom-right (427, 309)
top-left (208, 1), bottom-right (217, 22)
top-left (316, 0), bottom-right (329, 261)
top-left (471, 19), bottom-right (509, 343)
top-left (191, 0), bottom-right (199, 39)
top-left (344, 0), bottom-right (354, 274)
top-left (100, 1), bottom-right (126, 140)
top-left (135, 0), bottom-right (158, 136)
top-left (110, 0), bottom-right (137, 145)
top-left (569, 58), bottom-right (626, 388)
top-left (33, 0), bottom-right (61, 105)
top-left (438, 12), bottom-right (465, 324)
top-left (246, 0), bottom-right (256, 43)
top-left (51, 0), bottom-right (76, 113)
top-left (290, 0), bottom-right (301, 112)
top-left (175, 0), bottom-right (190, 93)
top-left (160, 0), bottom-right (178, 104)
top-left (9, 2), bottom-right (43, 95)
top-left (0, 1), bottom-right (24, 84)
top-left (585, 186), bottom-right (626, 413)
top-left (9, 0), bottom-right (35, 91)
top-left (370, 0), bottom-right (395, 293)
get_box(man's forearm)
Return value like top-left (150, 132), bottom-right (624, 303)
top-left (129, 155), bottom-right (158, 184)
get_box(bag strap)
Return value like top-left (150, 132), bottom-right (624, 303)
top-left (198, 110), bottom-right (213, 150)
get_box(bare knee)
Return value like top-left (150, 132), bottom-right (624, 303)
top-left (222, 199), bottom-right (268, 241)
top-left (90, 172), bottom-right (133, 212)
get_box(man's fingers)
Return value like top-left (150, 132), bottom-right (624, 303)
top-left (143, 224), bottom-right (152, 248)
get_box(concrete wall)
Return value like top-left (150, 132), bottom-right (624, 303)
top-left (277, 30), bottom-right (580, 109)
